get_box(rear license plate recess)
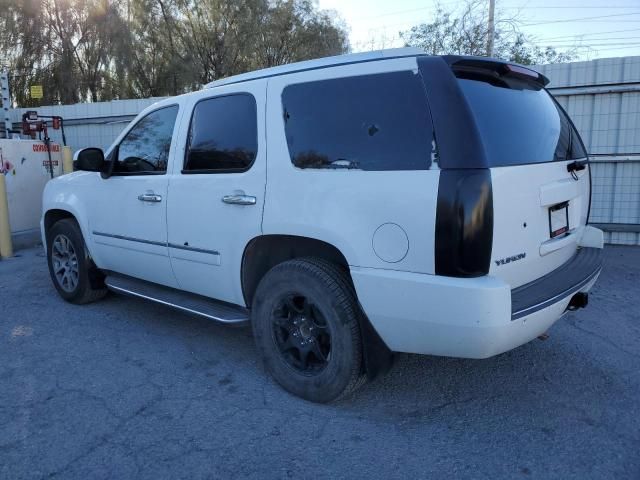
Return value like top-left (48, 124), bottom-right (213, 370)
top-left (549, 201), bottom-right (569, 238)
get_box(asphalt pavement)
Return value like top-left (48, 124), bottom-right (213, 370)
top-left (1, 245), bottom-right (639, 479)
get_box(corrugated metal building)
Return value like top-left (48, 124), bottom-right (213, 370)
top-left (536, 56), bottom-right (640, 245)
top-left (5, 55), bottom-right (640, 244)
top-left (8, 98), bottom-right (162, 151)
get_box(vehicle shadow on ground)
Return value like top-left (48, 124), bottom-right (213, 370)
top-left (45, 251), bottom-right (630, 478)
top-left (99, 284), bottom-right (618, 424)
top-left (3, 249), bottom-right (638, 478)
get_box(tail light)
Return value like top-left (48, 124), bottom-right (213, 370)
top-left (435, 169), bottom-right (494, 277)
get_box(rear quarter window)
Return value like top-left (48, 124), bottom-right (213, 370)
top-left (282, 71), bottom-right (435, 171)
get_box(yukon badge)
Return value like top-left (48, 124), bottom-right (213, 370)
top-left (494, 253), bottom-right (526, 267)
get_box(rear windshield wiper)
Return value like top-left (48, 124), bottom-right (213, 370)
top-left (567, 159), bottom-right (588, 172)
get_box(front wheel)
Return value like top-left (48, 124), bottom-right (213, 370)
top-left (251, 258), bottom-right (365, 403)
top-left (46, 218), bottom-right (107, 304)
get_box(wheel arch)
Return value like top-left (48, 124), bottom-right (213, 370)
top-left (241, 234), bottom-right (349, 307)
top-left (242, 234), bottom-right (393, 379)
top-left (44, 208), bottom-right (105, 289)
top-left (43, 209), bottom-right (77, 244)
top-left (43, 200), bottom-right (93, 247)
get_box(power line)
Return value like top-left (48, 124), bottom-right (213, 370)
top-left (571, 20), bottom-right (640, 23)
top-left (522, 12), bottom-right (640, 26)
top-left (355, 4), bottom-right (640, 21)
top-left (552, 42), bottom-right (640, 47)
top-left (513, 5), bottom-right (640, 9)
top-left (550, 36), bottom-right (640, 42)
top-left (351, 35), bottom-right (640, 52)
top-left (351, 11), bottom-right (640, 32)
top-left (537, 29), bottom-right (640, 41)
top-left (592, 44), bottom-right (640, 52)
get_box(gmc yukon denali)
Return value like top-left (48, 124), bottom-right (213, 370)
top-left (42, 48), bottom-right (603, 402)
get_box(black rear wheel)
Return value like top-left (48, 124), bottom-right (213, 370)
top-left (272, 293), bottom-right (332, 375)
top-left (252, 258), bottom-right (365, 403)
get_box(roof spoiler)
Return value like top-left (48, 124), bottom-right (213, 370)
top-left (442, 56), bottom-right (550, 88)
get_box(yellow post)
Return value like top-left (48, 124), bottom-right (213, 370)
top-left (0, 173), bottom-right (13, 259)
top-left (62, 146), bottom-right (73, 174)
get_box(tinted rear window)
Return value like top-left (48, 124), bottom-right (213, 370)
top-left (184, 94), bottom-right (257, 172)
top-left (458, 78), bottom-right (586, 167)
top-left (282, 71), bottom-right (435, 171)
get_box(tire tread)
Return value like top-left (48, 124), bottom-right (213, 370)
top-left (254, 257), bottom-right (366, 402)
top-left (300, 258), bottom-right (367, 400)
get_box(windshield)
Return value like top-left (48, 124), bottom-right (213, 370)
top-left (457, 78), bottom-right (587, 167)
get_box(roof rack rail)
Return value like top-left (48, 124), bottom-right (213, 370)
top-left (204, 47), bottom-right (426, 89)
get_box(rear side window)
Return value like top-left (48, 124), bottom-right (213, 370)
top-left (282, 71), bottom-right (434, 171)
top-left (184, 94), bottom-right (257, 173)
top-left (458, 78), bottom-right (587, 167)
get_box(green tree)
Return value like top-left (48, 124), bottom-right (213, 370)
top-left (0, 0), bottom-right (349, 106)
top-left (255, 0), bottom-right (348, 68)
top-left (0, 0), bottom-right (48, 106)
top-left (0, 0), bottom-right (130, 105)
top-left (120, 0), bottom-right (196, 97)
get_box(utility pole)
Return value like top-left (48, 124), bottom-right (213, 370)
top-left (487, 0), bottom-right (496, 57)
top-left (1, 68), bottom-right (11, 138)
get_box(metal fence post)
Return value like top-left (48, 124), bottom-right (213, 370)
top-left (0, 171), bottom-right (13, 258)
top-left (1, 68), bottom-right (11, 139)
top-left (62, 145), bottom-right (73, 174)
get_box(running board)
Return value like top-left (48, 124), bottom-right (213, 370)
top-left (104, 274), bottom-right (249, 325)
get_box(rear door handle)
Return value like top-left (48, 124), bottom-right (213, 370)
top-left (222, 194), bottom-right (256, 206)
top-left (138, 193), bottom-right (163, 203)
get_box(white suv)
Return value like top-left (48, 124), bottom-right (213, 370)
top-left (42, 48), bottom-right (604, 402)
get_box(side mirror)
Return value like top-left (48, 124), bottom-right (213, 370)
top-left (73, 148), bottom-right (104, 172)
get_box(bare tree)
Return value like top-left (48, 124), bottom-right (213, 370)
top-left (401, 0), bottom-right (577, 65)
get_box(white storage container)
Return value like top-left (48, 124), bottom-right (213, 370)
top-left (0, 139), bottom-right (63, 234)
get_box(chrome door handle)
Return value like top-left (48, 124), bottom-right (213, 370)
top-left (138, 193), bottom-right (163, 203)
top-left (222, 194), bottom-right (256, 206)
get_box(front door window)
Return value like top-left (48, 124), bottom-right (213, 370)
top-left (113, 105), bottom-right (179, 174)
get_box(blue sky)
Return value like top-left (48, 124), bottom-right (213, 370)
top-left (317, 0), bottom-right (640, 60)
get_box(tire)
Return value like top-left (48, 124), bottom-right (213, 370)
top-left (251, 258), bottom-right (366, 403)
top-left (46, 218), bottom-right (107, 304)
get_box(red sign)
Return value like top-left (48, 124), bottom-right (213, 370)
top-left (33, 143), bottom-right (60, 153)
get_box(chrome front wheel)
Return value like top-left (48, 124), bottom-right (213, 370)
top-left (51, 234), bottom-right (79, 293)
top-left (46, 218), bottom-right (106, 304)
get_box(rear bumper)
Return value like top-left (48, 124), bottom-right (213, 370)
top-left (351, 247), bottom-right (603, 359)
top-left (511, 247), bottom-right (603, 320)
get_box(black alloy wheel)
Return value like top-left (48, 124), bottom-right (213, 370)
top-left (251, 258), bottom-right (365, 403)
top-left (271, 294), bottom-right (331, 375)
